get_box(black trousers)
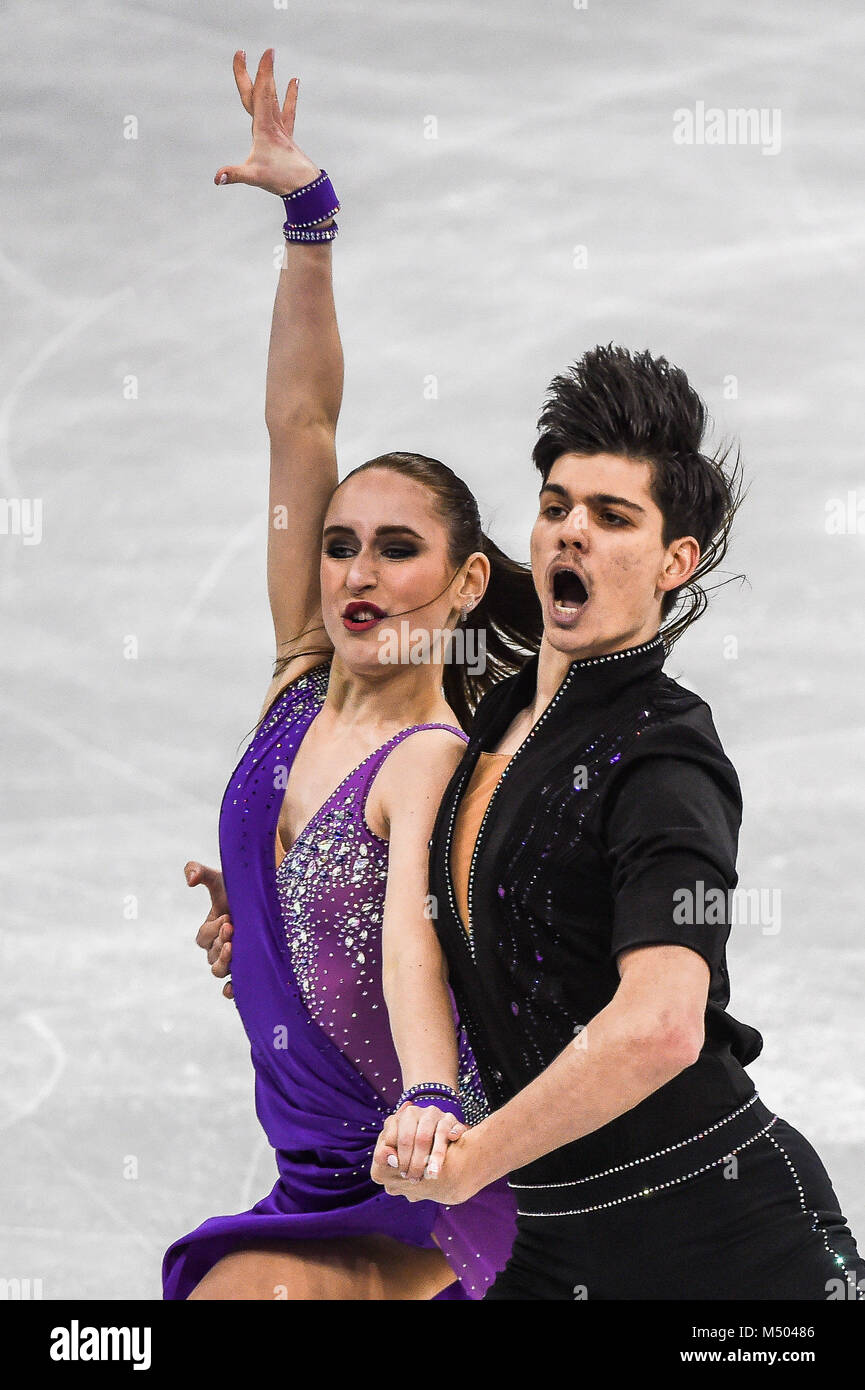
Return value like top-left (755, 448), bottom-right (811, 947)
top-left (485, 1115), bottom-right (865, 1300)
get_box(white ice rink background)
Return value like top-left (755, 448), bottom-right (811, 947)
top-left (1, 0), bottom-right (864, 1298)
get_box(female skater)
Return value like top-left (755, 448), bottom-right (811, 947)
top-left (161, 49), bottom-right (539, 1300)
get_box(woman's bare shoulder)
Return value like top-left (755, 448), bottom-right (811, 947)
top-left (375, 722), bottom-right (468, 810)
top-left (257, 652), bottom-right (332, 724)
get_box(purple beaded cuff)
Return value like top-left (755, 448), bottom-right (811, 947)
top-left (403, 1094), bottom-right (467, 1126)
top-left (281, 169), bottom-right (340, 228)
top-left (396, 1081), bottom-right (460, 1109)
top-left (282, 221), bottom-right (339, 243)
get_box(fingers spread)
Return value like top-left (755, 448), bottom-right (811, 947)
top-left (281, 75), bottom-right (299, 137)
top-left (232, 49), bottom-right (254, 116)
top-left (214, 166), bottom-right (248, 185)
top-left (252, 47), bottom-right (281, 128)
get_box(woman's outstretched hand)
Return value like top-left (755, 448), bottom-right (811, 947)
top-left (214, 48), bottom-right (320, 196)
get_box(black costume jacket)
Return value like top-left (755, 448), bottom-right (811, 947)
top-left (429, 635), bottom-right (764, 1191)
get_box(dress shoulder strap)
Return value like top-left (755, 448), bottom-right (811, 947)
top-left (395, 720), bottom-right (469, 745)
top-left (260, 659), bottom-right (331, 739)
top-left (354, 721), bottom-right (469, 819)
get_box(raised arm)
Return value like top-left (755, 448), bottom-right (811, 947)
top-left (215, 49), bottom-right (340, 698)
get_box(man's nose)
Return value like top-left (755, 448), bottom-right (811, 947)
top-left (560, 503), bottom-right (589, 544)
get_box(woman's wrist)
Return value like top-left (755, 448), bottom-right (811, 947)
top-left (274, 162), bottom-right (321, 197)
top-left (281, 170), bottom-right (339, 238)
top-left (273, 167), bottom-right (333, 232)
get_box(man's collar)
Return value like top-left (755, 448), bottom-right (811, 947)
top-left (477, 633), bottom-right (666, 743)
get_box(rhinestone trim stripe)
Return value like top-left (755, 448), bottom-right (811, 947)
top-left (510, 1092), bottom-right (761, 1190)
top-left (514, 1118), bottom-right (779, 1217)
top-left (453, 635), bottom-right (664, 960)
top-left (765, 1130), bottom-right (865, 1299)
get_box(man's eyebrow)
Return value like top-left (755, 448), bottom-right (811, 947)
top-left (322, 523), bottom-right (426, 539)
top-left (538, 482), bottom-right (647, 516)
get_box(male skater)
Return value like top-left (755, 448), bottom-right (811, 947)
top-left (373, 345), bottom-right (865, 1301)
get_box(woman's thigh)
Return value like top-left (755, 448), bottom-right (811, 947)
top-left (187, 1233), bottom-right (454, 1301)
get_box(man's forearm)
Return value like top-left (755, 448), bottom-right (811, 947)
top-left (265, 239), bottom-right (344, 434)
top-left (463, 995), bottom-right (701, 1191)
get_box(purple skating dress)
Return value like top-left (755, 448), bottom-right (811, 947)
top-left (162, 661), bottom-right (517, 1299)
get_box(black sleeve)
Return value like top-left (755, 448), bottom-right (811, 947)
top-left (601, 744), bottom-right (741, 987)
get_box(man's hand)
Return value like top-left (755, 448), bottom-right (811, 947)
top-left (371, 1112), bottom-right (480, 1206)
top-left (185, 861), bottom-right (234, 999)
top-left (372, 1124), bottom-right (479, 1207)
top-left (371, 1104), bottom-right (466, 1185)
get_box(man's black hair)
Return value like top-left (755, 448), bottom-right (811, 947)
top-left (532, 344), bottom-right (745, 648)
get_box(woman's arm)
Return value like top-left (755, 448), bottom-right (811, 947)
top-left (214, 49), bottom-right (340, 709)
top-left (264, 239), bottom-right (341, 671)
top-left (376, 943), bottom-right (709, 1202)
top-left (376, 730), bottom-right (472, 1179)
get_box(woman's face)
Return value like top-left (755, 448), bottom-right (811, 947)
top-left (319, 469), bottom-right (482, 675)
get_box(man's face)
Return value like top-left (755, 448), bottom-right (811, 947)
top-left (530, 452), bottom-right (697, 660)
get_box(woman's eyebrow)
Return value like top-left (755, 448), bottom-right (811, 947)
top-left (322, 523), bottom-right (426, 539)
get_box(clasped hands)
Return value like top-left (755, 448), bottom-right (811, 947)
top-left (370, 1103), bottom-right (479, 1206)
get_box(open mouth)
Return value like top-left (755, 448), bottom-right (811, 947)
top-left (342, 601), bottom-right (387, 631)
top-left (551, 568), bottom-right (589, 612)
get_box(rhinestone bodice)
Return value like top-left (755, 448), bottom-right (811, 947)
top-left (268, 662), bottom-right (488, 1123)
top-left (275, 776), bottom-right (396, 1102)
